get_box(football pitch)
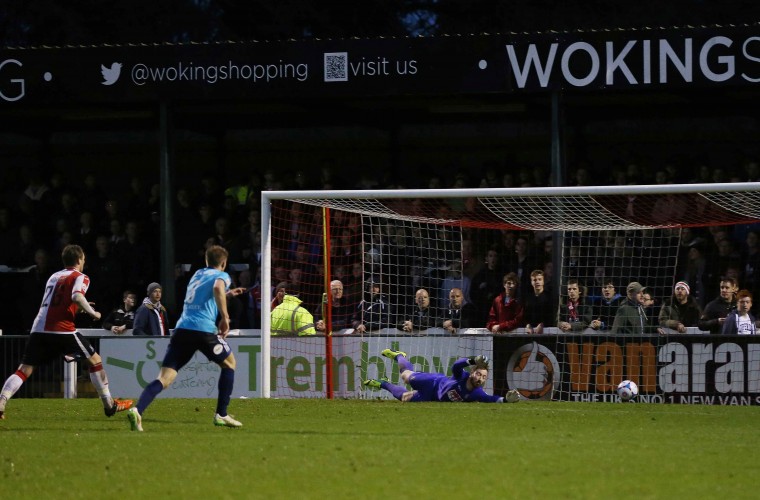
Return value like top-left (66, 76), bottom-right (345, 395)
top-left (1, 398), bottom-right (758, 499)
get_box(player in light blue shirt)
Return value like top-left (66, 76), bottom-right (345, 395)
top-left (364, 348), bottom-right (520, 403)
top-left (127, 245), bottom-right (246, 431)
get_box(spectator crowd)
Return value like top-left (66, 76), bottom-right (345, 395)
top-left (1, 157), bottom-right (760, 335)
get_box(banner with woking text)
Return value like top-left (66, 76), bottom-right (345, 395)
top-left (100, 332), bottom-right (760, 404)
top-left (2, 25), bottom-right (759, 105)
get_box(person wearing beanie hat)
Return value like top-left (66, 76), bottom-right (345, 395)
top-left (133, 282), bottom-right (169, 336)
top-left (611, 281), bottom-right (649, 334)
top-left (659, 281), bottom-right (702, 333)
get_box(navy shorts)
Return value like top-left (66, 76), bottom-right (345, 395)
top-left (22, 332), bottom-right (96, 366)
top-left (161, 328), bottom-right (231, 371)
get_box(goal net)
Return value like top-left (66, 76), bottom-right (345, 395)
top-left (261, 183), bottom-right (760, 403)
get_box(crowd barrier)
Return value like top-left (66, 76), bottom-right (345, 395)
top-left (3, 327), bottom-right (759, 405)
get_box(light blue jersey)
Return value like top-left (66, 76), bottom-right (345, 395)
top-left (176, 267), bottom-right (231, 334)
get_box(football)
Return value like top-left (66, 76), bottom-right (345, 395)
top-left (617, 380), bottom-right (639, 402)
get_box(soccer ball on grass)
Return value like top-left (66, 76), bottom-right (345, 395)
top-left (616, 380), bottom-right (639, 402)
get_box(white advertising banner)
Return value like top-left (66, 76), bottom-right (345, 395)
top-left (100, 334), bottom-right (493, 399)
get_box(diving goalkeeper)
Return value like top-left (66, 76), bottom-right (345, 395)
top-left (363, 348), bottom-right (520, 403)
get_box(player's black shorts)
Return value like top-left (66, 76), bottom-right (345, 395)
top-left (161, 328), bottom-right (231, 371)
top-left (21, 331), bottom-right (96, 366)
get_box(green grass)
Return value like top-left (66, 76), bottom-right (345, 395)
top-left (1, 398), bottom-right (759, 499)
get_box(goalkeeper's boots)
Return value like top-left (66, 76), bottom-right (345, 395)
top-left (505, 389), bottom-right (520, 403)
top-left (214, 413), bottom-right (243, 428)
top-left (381, 348), bottom-right (407, 360)
top-left (362, 378), bottom-right (386, 389)
top-left (127, 407), bottom-right (143, 432)
top-left (105, 398), bottom-right (134, 417)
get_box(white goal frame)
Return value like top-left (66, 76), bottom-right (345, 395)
top-left (260, 182), bottom-right (760, 398)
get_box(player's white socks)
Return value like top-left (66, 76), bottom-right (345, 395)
top-left (89, 363), bottom-right (113, 408)
top-left (0, 370), bottom-right (28, 408)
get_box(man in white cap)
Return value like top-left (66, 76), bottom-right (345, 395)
top-left (659, 281), bottom-right (702, 333)
top-left (611, 281), bottom-right (648, 334)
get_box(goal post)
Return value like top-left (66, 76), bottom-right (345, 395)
top-left (261, 183), bottom-right (760, 402)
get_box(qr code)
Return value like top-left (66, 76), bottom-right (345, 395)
top-left (324, 52), bottom-right (348, 82)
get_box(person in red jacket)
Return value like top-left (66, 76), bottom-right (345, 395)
top-left (486, 272), bottom-right (524, 333)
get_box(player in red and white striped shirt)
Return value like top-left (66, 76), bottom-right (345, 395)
top-left (0, 245), bottom-right (132, 420)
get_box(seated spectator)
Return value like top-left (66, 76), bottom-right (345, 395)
top-left (590, 279), bottom-right (625, 331)
top-left (486, 272), bottom-right (523, 333)
top-left (133, 282), bottom-right (169, 336)
top-left (271, 294), bottom-right (316, 336)
top-left (102, 290), bottom-right (137, 335)
top-left (315, 280), bottom-right (354, 333)
top-left (558, 279), bottom-right (592, 332)
top-left (721, 289), bottom-right (757, 335)
top-left (398, 288), bottom-right (437, 332)
top-left (659, 281), bottom-right (702, 333)
top-left (699, 277), bottom-right (738, 334)
top-left (439, 287), bottom-right (478, 333)
top-left (611, 281), bottom-right (648, 334)
top-left (352, 282), bottom-right (393, 333)
top-left (523, 269), bottom-right (557, 334)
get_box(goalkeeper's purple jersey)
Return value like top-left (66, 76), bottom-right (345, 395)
top-left (414, 358), bottom-right (501, 403)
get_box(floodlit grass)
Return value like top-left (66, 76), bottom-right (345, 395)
top-left (1, 398), bottom-right (758, 499)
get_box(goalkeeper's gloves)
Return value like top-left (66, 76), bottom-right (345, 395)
top-left (468, 355), bottom-right (489, 367)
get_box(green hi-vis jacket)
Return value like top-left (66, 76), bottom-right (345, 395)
top-left (271, 294), bottom-right (317, 336)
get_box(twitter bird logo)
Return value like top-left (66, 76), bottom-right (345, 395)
top-left (101, 62), bottom-right (122, 85)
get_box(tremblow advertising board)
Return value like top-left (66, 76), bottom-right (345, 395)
top-left (100, 333), bottom-right (760, 404)
top-left (100, 335), bottom-right (492, 399)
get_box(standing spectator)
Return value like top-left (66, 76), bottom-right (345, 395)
top-left (315, 280), bottom-right (354, 333)
top-left (438, 260), bottom-right (471, 310)
top-left (699, 277), bottom-right (738, 334)
top-left (20, 248), bottom-right (54, 328)
top-left (271, 282), bottom-right (288, 311)
top-left (486, 273), bottom-right (523, 333)
top-left (102, 290), bottom-right (137, 335)
top-left (352, 282), bottom-right (393, 333)
top-left (590, 280), bottom-right (625, 331)
top-left (115, 220), bottom-right (153, 292)
top-left (659, 281), bottom-right (702, 333)
top-left (641, 288), bottom-right (659, 323)
top-left (0, 244), bottom-right (132, 420)
top-left (612, 282), bottom-right (648, 334)
top-left (471, 247), bottom-right (504, 325)
top-left (271, 294), bottom-right (317, 336)
top-left (558, 279), bottom-right (592, 332)
top-left (523, 269), bottom-right (557, 334)
top-left (439, 287), bottom-right (477, 333)
top-left (398, 288), bottom-right (437, 332)
top-left (508, 236), bottom-right (535, 299)
top-left (721, 290), bottom-right (757, 335)
top-left (741, 231), bottom-right (760, 300)
top-left (133, 282), bottom-right (169, 336)
top-left (683, 241), bottom-right (712, 308)
top-left (77, 173), bottom-right (106, 217)
top-left (84, 236), bottom-right (124, 315)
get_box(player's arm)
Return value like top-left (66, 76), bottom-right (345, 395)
top-left (452, 357), bottom-right (470, 378)
top-left (73, 292), bottom-right (101, 321)
top-left (469, 387), bottom-right (504, 403)
top-left (214, 278), bottom-right (231, 337)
